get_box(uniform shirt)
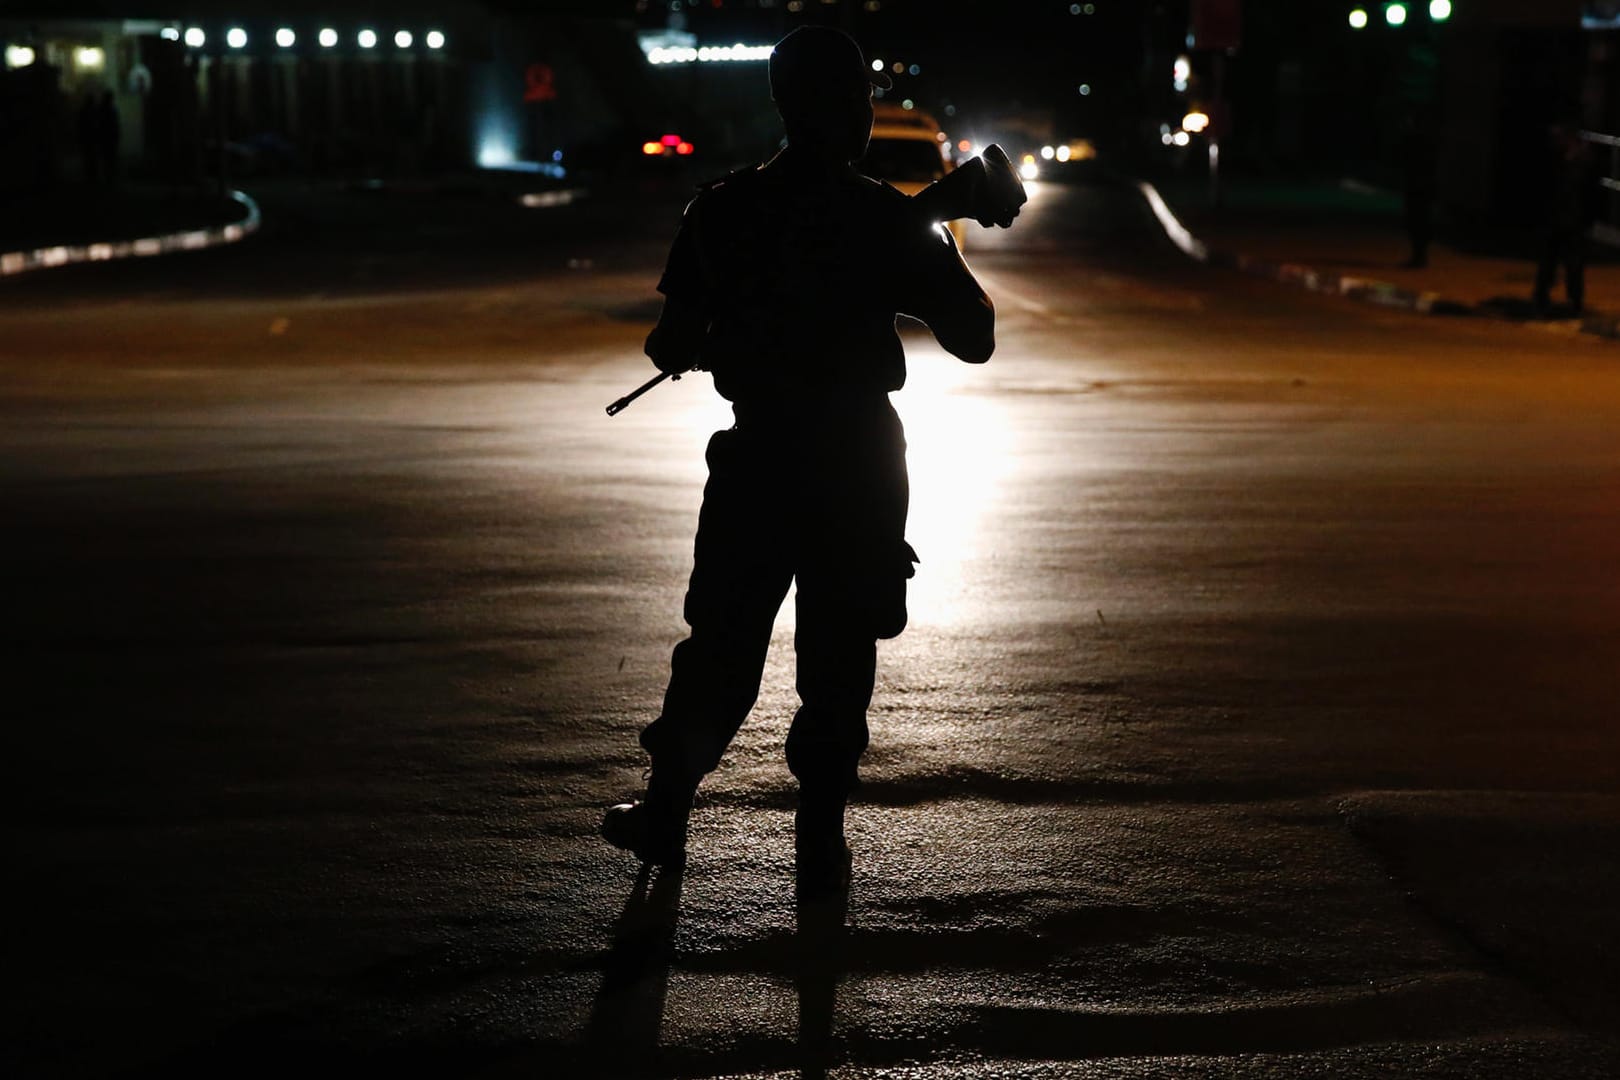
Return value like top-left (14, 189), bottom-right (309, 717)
top-left (657, 147), bottom-right (990, 408)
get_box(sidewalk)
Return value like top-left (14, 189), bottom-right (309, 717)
top-left (0, 182), bottom-right (251, 251)
top-left (0, 171), bottom-right (586, 280)
top-left (1151, 175), bottom-right (1620, 340)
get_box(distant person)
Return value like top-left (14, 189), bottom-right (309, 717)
top-left (601, 26), bottom-right (1017, 896)
top-left (77, 92), bottom-right (100, 185)
top-left (97, 90), bottom-right (120, 187)
top-left (1534, 121), bottom-right (1599, 316)
top-left (1399, 109), bottom-right (1438, 269)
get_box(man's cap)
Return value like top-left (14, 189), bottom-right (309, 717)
top-left (769, 26), bottom-right (891, 103)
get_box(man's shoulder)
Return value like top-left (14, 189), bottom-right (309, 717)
top-left (691, 164), bottom-right (770, 203)
top-left (846, 171), bottom-right (910, 208)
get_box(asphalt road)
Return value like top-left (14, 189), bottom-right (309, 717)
top-left (3, 176), bottom-right (1618, 1078)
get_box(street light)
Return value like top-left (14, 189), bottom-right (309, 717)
top-left (394, 30), bottom-right (413, 48)
top-left (276, 28), bottom-right (296, 48)
top-left (357, 29), bottom-right (378, 49)
top-left (319, 28), bottom-right (338, 48)
top-left (184, 27), bottom-right (205, 48)
top-left (1348, 8), bottom-right (1369, 29)
top-left (226, 27), bottom-right (247, 49)
top-left (1429, 0), bottom-right (1452, 20)
top-left (1385, 3), bottom-right (1408, 26)
top-left (426, 31), bottom-right (446, 49)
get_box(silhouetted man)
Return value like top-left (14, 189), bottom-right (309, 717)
top-left (603, 26), bottom-right (1001, 894)
top-left (1534, 121), bottom-right (1599, 316)
top-left (97, 90), bottom-right (120, 187)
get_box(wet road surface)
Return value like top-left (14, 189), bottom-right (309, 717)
top-left (3, 178), bottom-right (1618, 1077)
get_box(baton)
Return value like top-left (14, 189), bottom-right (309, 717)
top-left (605, 371), bottom-right (680, 416)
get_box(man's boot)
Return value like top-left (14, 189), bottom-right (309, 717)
top-left (794, 788), bottom-right (852, 898)
top-left (602, 767), bottom-right (699, 868)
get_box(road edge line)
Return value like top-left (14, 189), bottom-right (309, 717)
top-left (0, 189), bottom-right (262, 280)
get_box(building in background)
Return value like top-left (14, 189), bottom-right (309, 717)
top-left (0, 2), bottom-right (650, 194)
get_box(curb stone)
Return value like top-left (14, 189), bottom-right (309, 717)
top-left (1137, 179), bottom-right (1617, 343)
top-left (0, 190), bottom-right (260, 279)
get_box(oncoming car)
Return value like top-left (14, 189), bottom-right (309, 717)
top-left (859, 103), bottom-right (968, 248)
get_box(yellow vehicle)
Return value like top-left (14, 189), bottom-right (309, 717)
top-left (860, 103), bottom-right (968, 248)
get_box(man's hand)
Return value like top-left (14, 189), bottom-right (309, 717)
top-left (645, 296), bottom-right (706, 375)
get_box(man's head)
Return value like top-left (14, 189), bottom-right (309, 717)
top-left (769, 27), bottom-right (889, 164)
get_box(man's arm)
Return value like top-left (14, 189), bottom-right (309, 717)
top-left (644, 295), bottom-right (706, 374)
top-left (899, 224), bottom-right (995, 364)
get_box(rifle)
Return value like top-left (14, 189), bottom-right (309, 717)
top-left (605, 371), bottom-right (680, 417)
top-left (605, 144), bottom-right (1026, 417)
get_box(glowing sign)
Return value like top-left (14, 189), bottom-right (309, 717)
top-left (646, 43), bottom-right (773, 65)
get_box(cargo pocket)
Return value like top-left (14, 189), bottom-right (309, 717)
top-left (870, 540), bottom-right (920, 640)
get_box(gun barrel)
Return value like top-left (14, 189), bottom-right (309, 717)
top-left (605, 371), bottom-right (678, 416)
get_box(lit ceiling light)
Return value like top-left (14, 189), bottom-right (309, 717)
top-left (319, 28), bottom-right (338, 48)
top-left (1349, 8), bottom-right (1369, 29)
top-left (226, 28), bottom-right (247, 49)
top-left (276, 28), bottom-right (296, 48)
top-left (394, 30), bottom-right (413, 48)
top-left (184, 27), bottom-right (205, 48)
top-left (358, 29), bottom-right (378, 49)
top-left (426, 31), bottom-right (445, 49)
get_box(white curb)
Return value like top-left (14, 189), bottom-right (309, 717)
top-left (0, 189), bottom-right (261, 279)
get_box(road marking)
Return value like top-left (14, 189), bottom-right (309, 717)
top-left (1137, 181), bottom-right (1209, 262)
